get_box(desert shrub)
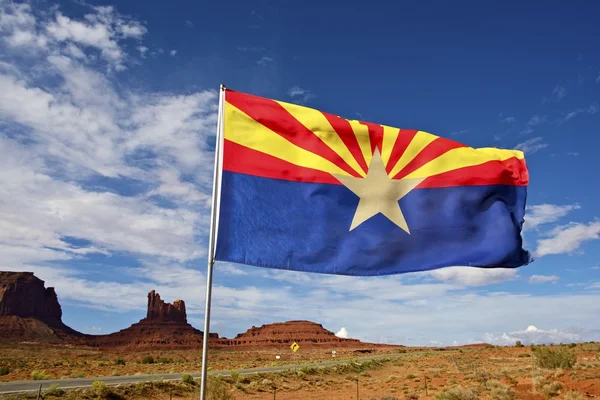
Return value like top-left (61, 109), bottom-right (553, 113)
top-left (141, 356), bottom-right (155, 364)
top-left (207, 376), bottom-right (234, 400)
top-left (93, 380), bottom-right (112, 397)
top-left (111, 369), bottom-right (120, 377)
top-left (488, 380), bottom-right (516, 400)
top-left (114, 358), bottom-right (126, 366)
top-left (46, 383), bottom-right (63, 396)
top-left (533, 376), bottom-right (563, 397)
top-left (560, 391), bottom-right (584, 400)
top-left (569, 343), bottom-right (577, 348)
top-left (435, 386), bottom-right (478, 400)
top-left (379, 397), bottom-right (401, 400)
top-left (407, 374), bottom-right (417, 379)
top-left (519, 353), bottom-right (532, 358)
top-left (534, 347), bottom-right (577, 369)
top-left (229, 370), bottom-right (239, 382)
top-left (182, 374), bottom-right (194, 384)
top-left (0, 366), bottom-right (9, 376)
top-left (515, 340), bottom-right (524, 347)
top-left (31, 370), bottom-right (51, 380)
top-left (156, 357), bottom-right (174, 364)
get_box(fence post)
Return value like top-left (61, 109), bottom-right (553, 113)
top-left (36, 383), bottom-right (42, 400)
top-left (273, 386), bottom-right (276, 399)
top-left (356, 377), bottom-right (359, 399)
top-left (425, 375), bottom-right (428, 395)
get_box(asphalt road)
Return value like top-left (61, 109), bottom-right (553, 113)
top-left (0, 352), bottom-right (411, 394)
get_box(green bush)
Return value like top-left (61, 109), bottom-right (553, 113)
top-left (46, 383), bottom-right (62, 396)
top-left (31, 370), bottom-right (51, 380)
top-left (182, 374), bottom-right (194, 384)
top-left (515, 340), bottom-right (524, 347)
top-left (488, 380), bottom-right (516, 400)
top-left (0, 366), bottom-right (9, 376)
top-left (207, 376), bottom-right (234, 400)
top-left (92, 380), bottom-right (111, 397)
top-left (141, 356), bottom-right (155, 364)
top-left (534, 347), bottom-right (577, 369)
top-left (435, 386), bottom-right (478, 400)
top-left (114, 358), bottom-right (126, 366)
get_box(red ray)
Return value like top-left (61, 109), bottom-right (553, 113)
top-left (222, 140), bottom-right (343, 185)
top-left (226, 91), bottom-right (361, 178)
top-left (358, 121), bottom-right (384, 155)
top-left (385, 129), bottom-right (419, 174)
top-left (321, 112), bottom-right (369, 173)
top-left (417, 157), bottom-right (529, 188)
top-left (392, 137), bottom-right (466, 180)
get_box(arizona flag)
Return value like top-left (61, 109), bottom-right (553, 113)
top-left (213, 89), bottom-right (531, 276)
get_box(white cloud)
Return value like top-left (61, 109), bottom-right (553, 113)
top-left (484, 325), bottom-right (582, 345)
top-left (502, 116), bottom-right (515, 123)
top-left (336, 327), bottom-right (349, 338)
top-left (170, 49), bottom-right (177, 56)
top-left (543, 84), bottom-right (567, 103)
top-left (567, 152), bottom-right (579, 156)
top-left (515, 137), bottom-right (548, 154)
top-left (429, 267), bottom-right (518, 286)
top-left (535, 221), bottom-right (600, 257)
top-left (256, 56), bottom-right (273, 66)
top-left (288, 85), bottom-right (315, 104)
top-left (529, 275), bottom-right (560, 284)
top-left (137, 45), bottom-right (148, 57)
top-left (524, 203), bottom-right (580, 230)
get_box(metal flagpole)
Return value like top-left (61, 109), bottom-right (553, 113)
top-left (199, 84), bottom-right (225, 400)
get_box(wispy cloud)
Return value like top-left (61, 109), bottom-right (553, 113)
top-left (256, 56), bottom-right (273, 66)
top-left (288, 85), bottom-right (316, 104)
top-left (528, 275), bottom-right (559, 284)
top-left (237, 46), bottom-right (266, 53)
top-left (567, 152), bottom-right (580, 156)
top-left (524, 203), bottom-right (580, 231)
top-left (543, 84), bottom-right (567, 103)
top-left (185, 20), bottom-right (193, 28)
top-left (596, 72), bottom-right (600, 84)
top-left (428, 267), bottom-right (519, 286)
top-left (170, 49), bottom-right (177, 56)
top-left (515, 137), bottom-right (548, 154)
top-left (501, 116), bottom-right (515, 123)
top-left (484, 325), bottom-right (584, 345)
top-left (450, 129), bottom-right (468, 136)
top-left (535, 221), bottom-right (600, 257)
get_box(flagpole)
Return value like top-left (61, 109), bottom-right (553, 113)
top-left (199, 84), bottom-right (225, 400)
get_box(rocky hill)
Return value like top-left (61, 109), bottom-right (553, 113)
top-left (88, 290), bottom-right (220, 349)
top-left (0, 271), bottom-right (381, 350)
top-left (222, 320), bottom-right (362, 348)
top-left (0, 272), bottom-right (83, 342)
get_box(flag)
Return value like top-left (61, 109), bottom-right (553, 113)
top-left (213, 89), bottom-right (531, 276)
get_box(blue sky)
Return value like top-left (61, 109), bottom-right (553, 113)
top-left (0, 0), bottom-right (599, 346)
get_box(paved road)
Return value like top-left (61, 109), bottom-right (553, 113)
top-left (0, 352), bottom-right (413, 394)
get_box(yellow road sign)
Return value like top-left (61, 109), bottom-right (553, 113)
top-left (290, 342), bottom-right (300, 352)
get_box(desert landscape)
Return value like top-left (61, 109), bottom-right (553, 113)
top-left (1, 271), bottom-right (599, 399)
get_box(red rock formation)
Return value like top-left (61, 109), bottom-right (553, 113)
top-left (89, 290), bottom-right (219, 350)
top-left (146, 290), bottom-right (187, 323)
top-left (222, 320), bottom-right (363, 348)
top-left (0, 272), bottom-right (83, 342)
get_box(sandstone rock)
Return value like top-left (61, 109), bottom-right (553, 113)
top-left (0, 272), bottom-right (62, 319)
top-left (223, 320), bottom-right (362, 347)
top-left (0, 271), bottom-right (83, 343)
top-left (146, 290), bottom-right (187, 323)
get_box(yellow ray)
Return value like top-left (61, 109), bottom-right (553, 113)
top-left (276, 101), bottom-right (366, 177)
top-left (381, 125), bottom-right (400, 166)
top-left (224, 103), bottom-right (352, 176)
top-left (403, 147), bottom-right (525, 179)
top-left (347, 120), bottom-right (372, 168)
top-left (387, 131), bottom-right (438, 178)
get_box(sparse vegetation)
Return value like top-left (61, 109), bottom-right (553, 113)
top-left (560, 391), bottom-right (585, 400)
top-left (92, 380), bottom-right (112, 397)
top-left (114, 358), bottom-right (126, 366)
top-left (30, 370), bottom-right (51, 380)
top-left (488, 379), bottom-right (516, 400)
top-left (534, 347), bottom-right (577, 369)
top-left (207, 375), bottom-right (234, 400)
top-left (435, 385), bottom-right (478, 400)
top-left (140, 355), bottom-right (155, 364)
top-left (45, 383), bottom-right (62, 396)
top-left (182, 373), bottom-right (194, 384)
top-left (0, 366), bottom-right (9, 376)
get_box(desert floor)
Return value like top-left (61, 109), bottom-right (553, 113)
top-left (1, 343), bottom-right (600, 399)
